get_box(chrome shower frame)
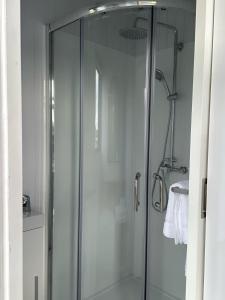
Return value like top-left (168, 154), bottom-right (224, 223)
top-left (49, 0), bottom-right (195, 32)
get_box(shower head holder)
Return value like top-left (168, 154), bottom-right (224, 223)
top-left (167, 93), bottom-right (178, 101)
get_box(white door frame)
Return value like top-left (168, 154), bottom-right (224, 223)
top-left (203, 0), bottom-right (225, 298)
top-left (186, 0), bottom-right (215, 299)
top-left (0, 0), bottom-right (23, 299)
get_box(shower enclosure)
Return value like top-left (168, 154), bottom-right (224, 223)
top-left (49, 2), bottom-right (195, 300)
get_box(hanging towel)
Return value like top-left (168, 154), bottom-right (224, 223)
top-left (163, 180), bottom-right (189, 245)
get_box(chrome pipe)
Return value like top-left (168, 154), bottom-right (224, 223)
top-left (171, 100), bottom-right (175, 166)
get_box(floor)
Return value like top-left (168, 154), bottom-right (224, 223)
top-left (87, 277), bottom-right (142, 300)
top-left (86, 277), bottom-right (178, 300)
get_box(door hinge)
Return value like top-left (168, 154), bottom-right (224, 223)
top-left (201, 178), bottom-right (207, 219)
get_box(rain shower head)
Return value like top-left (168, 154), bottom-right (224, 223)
top-left (119, 27), bottom-right (147, 40)
top-left (119, 17), bottom-right (147, 40)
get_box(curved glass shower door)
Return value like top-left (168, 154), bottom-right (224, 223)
top-left (81, 9), bottom-right (152, 300)
top-left (50, 7), bottom-right (153, 300)
top-left (50, 4), bottom-right (195, 300)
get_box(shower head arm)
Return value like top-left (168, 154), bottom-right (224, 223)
top-left (134, 19), bottom-right (179, 40)
top-left (157, 22), bottom-right (178, 36)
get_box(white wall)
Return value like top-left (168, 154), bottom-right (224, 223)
top-left (21, 4), bottom-right (48, 300)
top-left (21, 2), bottom-right (47, 213)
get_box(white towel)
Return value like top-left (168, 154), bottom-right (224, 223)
top-left (163, 180), bottom-right (189, 245)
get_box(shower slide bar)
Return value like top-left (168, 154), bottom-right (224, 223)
top-left (171, 186), bottom-right (189, 195)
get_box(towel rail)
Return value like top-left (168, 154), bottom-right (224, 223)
top-left (171, 186), bottom-right (189, 195)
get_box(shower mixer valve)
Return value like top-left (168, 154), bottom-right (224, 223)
top-left (161, 160), bottom-right (188, 174)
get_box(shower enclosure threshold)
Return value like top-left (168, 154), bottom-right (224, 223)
top-left (85, 276), bottom-right (142, 300)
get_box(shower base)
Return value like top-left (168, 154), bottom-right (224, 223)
top-left (85, 277), bottom-right (179, 300)
top-left (86, 277), bottom-right (142, 300)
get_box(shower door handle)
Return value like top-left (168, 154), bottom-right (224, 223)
top-left (153, 173), bottom-right (165, 213)
top-left (159, 176), bottom-right (164, 213)
top-left (134, 172), bottom-right (141, 212)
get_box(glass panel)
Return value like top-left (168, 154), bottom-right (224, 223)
top-left (148, 7), bottom-right (195, 300)
top-left (81, 9), bottom-right (152, 300)
top-left (51, 20), bottom-right (80, 300)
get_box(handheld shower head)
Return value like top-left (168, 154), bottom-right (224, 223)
top-left (155, 68), bottom-right (171, 97)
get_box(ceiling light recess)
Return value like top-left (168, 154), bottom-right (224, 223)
top-left (89, 1), bottom-right (157, 16)
top-left (137, 0), bottom-right (157, 5)
top-left (89, 8), bottom-right (96, 14)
